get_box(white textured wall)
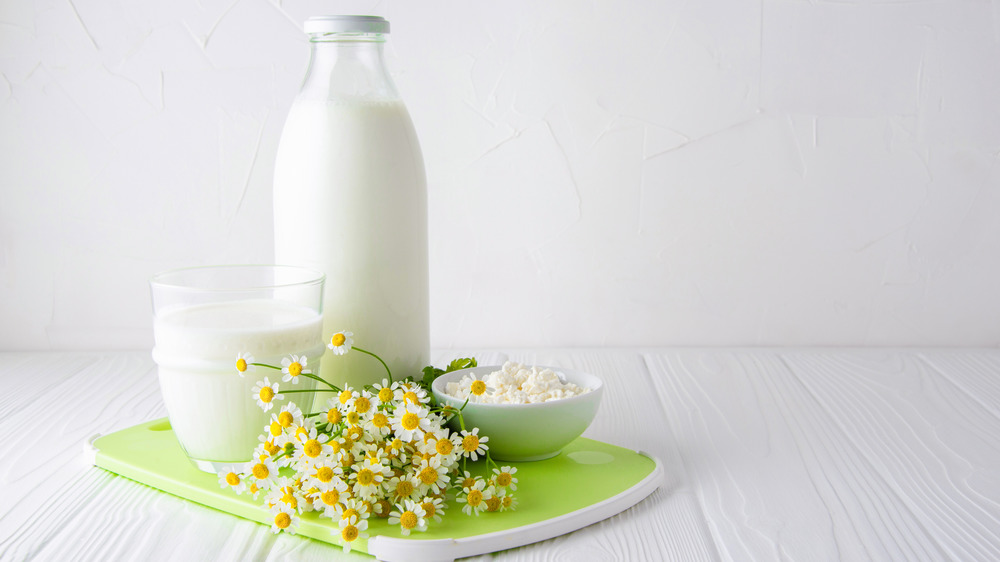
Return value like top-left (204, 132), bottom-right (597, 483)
top-left (2, 0), bottom-right (999, 350)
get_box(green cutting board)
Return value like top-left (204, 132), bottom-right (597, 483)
top-left (89, 418), bottom-right (661, 562)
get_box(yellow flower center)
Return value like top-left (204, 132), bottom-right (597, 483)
top-left (321, 489), bottom-right (340, 506)
top-left (329, 440), bottom-right (342, 455)
top-left (316, 466), bottom-right (334, 482)
top-left (346, 411), bottom-right (361, 426)
top-left (277, 411), bottom-right (294, 427)
top-left (225, 472), bottom-right (240, 486)
top-left (327, 408), bottom-right (342, 425)
top-left (274, 511), bottom-right (291, 529)
top-left (236, 358), bottom-right (248, 372)
top-left (259, 386), bottom-right (275, 403)
top-left (502, 495), bottom-right (513, 508)
top-left (282, 493), bottom-right (297, 510)
top-left (341, 436), bottom-right (355, 451)
top-left (295, 426), bottom-right (309, 442)
top-left (401, 412), bottom-right (420, 431)
top-left (403, 391), bottom-right (419, 404)
top-left (339, 390), bottom-right (353, 405)
top-left (252, 463), bottom-right (269, 480)
top-left (496, 472), bottom-right (512, 487)
top-left (375, 499), bottom-right (392, 518)
top-left (435, 439), bottom-right (454, 455)
top-left (395, 480), bottom-right (414, 498)
top-left (348, 425), bottom-right (363, 441)
top-left (400, 511), bottom-right (418, 529)
top-left (486, 496), bottom-right (501, 512)
top-left (422, 501), bottom-right (436, 518)
top-left (287, 362), bottom-right (302, 377)
top-left (263, 440), bottom-right (279, 455)
top-left (354, 396), bottom-right (371, 413)
top-left (331, 333), bottom-right (346, 346)
top-left (470, 380), bottom-right (487, 395)
top-left (357, 469), bottom-right (375, 486)
top-left (461, 477), bottom-right (476, 489)
top-left (341, 524), bottom-right (359, 542)
top-left (378, 387), bottom-right (394, 403)
top-left (342, 508), bottom-right (359, 522)
top-left (418, 466), bottom-right (438, 485)
top-left (462, 434), bottom-right (480, 452)
top-left (467, 489), bottom-right (483, 507)
top-left (304, 439), bottom-right (322, 458)
top-left (372, 412), bottom-right (389, 428)
top-left (269, 421), bottom-right (282, 437)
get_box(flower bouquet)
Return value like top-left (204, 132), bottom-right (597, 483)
top-left (219, 331), bottom-right (519, 552)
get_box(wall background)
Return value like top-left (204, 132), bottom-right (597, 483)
top-left (2, 0), bottom-right (1000, 350)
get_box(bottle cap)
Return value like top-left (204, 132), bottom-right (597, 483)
top-left (304, 15), bottom-right (389, 35)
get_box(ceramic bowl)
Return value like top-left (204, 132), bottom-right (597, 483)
top-left (431, 364), bottom-right (603, 462)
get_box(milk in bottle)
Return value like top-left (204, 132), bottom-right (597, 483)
top-left (273, 16), bottom-right (429, 401)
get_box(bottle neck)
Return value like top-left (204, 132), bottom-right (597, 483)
top-left (299, 34), bottom-right (399, 102)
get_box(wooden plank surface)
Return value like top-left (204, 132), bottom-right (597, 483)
top-left (1, 349), bottom-right (998, 561)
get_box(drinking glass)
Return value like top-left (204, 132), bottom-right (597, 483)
top-left (150, 265), bottom-right (325, 473)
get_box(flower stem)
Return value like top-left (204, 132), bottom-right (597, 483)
top-left (250, 362), bottom-right (281, 370)
top-left (297, 372), bottom-right (341, 392)
top-left (354, 347), bottom-right (392, 383)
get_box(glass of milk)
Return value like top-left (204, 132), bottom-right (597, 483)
top-left (150, 265), bottom-right (325, 474)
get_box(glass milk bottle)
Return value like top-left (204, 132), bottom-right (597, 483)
top-left (273, 15), bottom-right (429, 401)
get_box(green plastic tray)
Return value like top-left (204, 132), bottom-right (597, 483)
top-left (88, 418), bottom-right (661, 561)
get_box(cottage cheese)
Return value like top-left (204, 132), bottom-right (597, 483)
top-left (445, 362), bottom-right (591, 404)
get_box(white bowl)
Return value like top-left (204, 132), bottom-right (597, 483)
top-left (431, 365), bottom-right (603, 462)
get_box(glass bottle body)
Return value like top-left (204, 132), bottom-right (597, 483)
top-left (273, 18), bottom-right (429, 395)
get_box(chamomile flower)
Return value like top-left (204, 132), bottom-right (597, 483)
top-left (384, 474), bottom-right (419, 503)
top-left (391, 403), bottom-right (432, 442)
top-left (295, 428), bottom-right (333, 465)
top-left (363, 409), bottom-right (393, 439)
top-left (253, 377), bottom-right (283, 412)
top-left (484, 485), bottom-right (505, 512)
top-left (337, 516), bottom-right (368, 554)
top-left (218, 470), bottom-right (246, 494)
top-left (455, 470), bottom-right (478, 491)
top-left (501, 493), bottom-right (518, 511)
top-left (313, 477), bottom-right (349, 518)
top-left (373, 379), bottom-right (402, 405)
top-left (305, 461), bottom-right (344, 489)
top-left (492, 465), bottom-right (519, 491)
top-left (351, 392), bottom-right (375, 416)
top-left (247, 455), bottom-right (280, 491)
top-left (328, 331), bottom-right (354, 355)
top-left (350, 456), bottom-right (391, 500)
top-left (457, 477), bottom-right (487, 516)
top-left (398, 383), bottom-right (429, 406)
top-left (458, 427), bottom-right (489, 461)
top-left (388, 499), bottom-right (427, 536)
top-left (420, 496), bottom-right (446, 523)
top-left (267, 478), bottom-right (306, 514)
top-left (414, 456), bottom-right (450, 494)
top-left (280, 354), bottom-right (311, 384)
top-left (235, 352), bottom-right (255, 376)
top-left (467, 375), bottom-right (493, 400)
top-left (274, 403), bottom-right (304, 429)
top-left (338, 386), bottom-right (356, 408)
top-left (334, 497), bottom-right (371, 524)
top-left (270, 504), bottom-right (299, 534)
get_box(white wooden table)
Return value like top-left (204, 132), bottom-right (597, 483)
top-left (2, 349), bottom-right (998, 560)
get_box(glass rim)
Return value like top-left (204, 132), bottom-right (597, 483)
top-left (149, 264), bottom-right (325, 292)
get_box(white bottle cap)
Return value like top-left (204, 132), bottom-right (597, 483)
top-left (304, 15), bottom-right (389, 35)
